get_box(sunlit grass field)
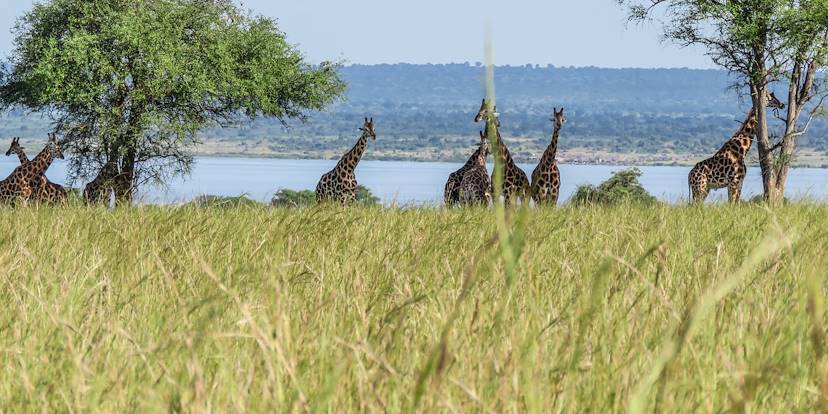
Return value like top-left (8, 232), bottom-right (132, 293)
top-left (1, 203), bottom-right (827, 412)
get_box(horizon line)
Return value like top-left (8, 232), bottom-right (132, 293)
top-left (338, 62), bottom-right (722, 71)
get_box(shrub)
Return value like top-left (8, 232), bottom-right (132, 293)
top-left (272, 189), bottom-right (316, 208)
top-left (570, 168), bottom-right (657, 205)
top-left (271, 185), bottom-right (380, 208)
top-left (186, 195), bottom-right (263, 208)
top-left (355, 185), bottom-right (381, 206)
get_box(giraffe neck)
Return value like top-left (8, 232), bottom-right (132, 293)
top-left (483, 121), bottom-right (514, 166)
top-left (540, 123), bottom-right (562, 167)
top-left (460, 143), bottom-right (487, 170)
top-left (336, 132), bottom-right (369, 174)
top-left (13, 148), bottom-right (29, 165)
top-left (722, 108), bottom-right (757, 157)
top-left (21, 145), bottom-right (56, 177)
top-left (474, 143), bottom-right (487, 167)
top-left (737, 108), bottom-right (758, 138)
top-left (489, 123), bottom-right (515, 167)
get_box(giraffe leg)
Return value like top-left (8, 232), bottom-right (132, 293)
top-left (689, 174), bottom-right (708, 204)
top-left (728, 180), bottom-right (743, 204)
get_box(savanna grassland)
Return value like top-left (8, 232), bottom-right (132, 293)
top-left (1, 204), bottom-right (827, 412)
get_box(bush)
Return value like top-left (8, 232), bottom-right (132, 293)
top-left (355, 185), bottom-right (381, 206)
top-left (186, 195), bottom-right (263, 208)
top-left (272, 189), bottom-right (316, 208)
top-left (271, 185), bottom-right (381, 208)
top-left (570, 168), bottom-right (657, 205)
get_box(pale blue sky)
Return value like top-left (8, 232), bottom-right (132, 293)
top-left (1, 0), bottom-right (712, 68)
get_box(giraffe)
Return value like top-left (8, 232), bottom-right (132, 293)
top-left (83, 156), bottom-right (118, 205)
top-left (531, 108), bottom-right (565, 206)
top-left (456, 131), bottom-right (492, 206)
top-left (316, 118), bottom-right (376, 204)
top-left (0, 134), bottom-right (64, 203)
top-left (474, 99), bottom-right (530, 205)
top-left (688, 92), bottom-right (785, 203)
top-left (5, 137), bottom-right (67, 203)
top-left (444, 101), bottom-right (496, 206)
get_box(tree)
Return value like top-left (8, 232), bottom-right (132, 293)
top-left (0, 0), bottom-right (345, 204)
top-left (619, 0), bottom-right (828, 203)
top-left (570, 168), bottom-right (657, 205)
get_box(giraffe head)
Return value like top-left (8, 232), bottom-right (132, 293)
top-left (474, 99), bottom-right (501, 126)
top-left (360, 117), bottom-right (376, 140)
top-left (47, 133), bottom-right (65, 160)
top-left (551, 107), bottom-right (566, 129)
top-left (766, 91), bottom-right (784, 110)
top-left (5, 137), bottom-right (23, 157)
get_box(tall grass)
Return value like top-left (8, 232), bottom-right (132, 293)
top-left (0, 203), bottom-right (826, 412)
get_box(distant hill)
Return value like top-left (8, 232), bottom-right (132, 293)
top-left (1, 63), bottom-right (826, 161)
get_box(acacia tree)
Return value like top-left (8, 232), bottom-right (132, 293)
top-left (0, 0), bottom-right (345, 204)
top-left (619, 0), bottom-right (828, 203)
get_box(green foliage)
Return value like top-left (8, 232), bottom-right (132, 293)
top-left (186, 195), bottom-right (263, 208)
top-left (271, 189), bottom-right (316, 208)
top-left (355, 184), bottom-right (381, 206)
top-left (618, 0), bottom-right (828, 200)
top-left (0, 204), bottom-right (826, 411)
top-left (571, 168), bottom-right (657, 205)
top-left (271, 185), bottom-right (380, 208)
top-left (0, 0), bottom-right (345, 201)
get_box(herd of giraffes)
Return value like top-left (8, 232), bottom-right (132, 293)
top-left (316, 91), bottom-right (786, 206)
top-left (0, 134), bottom-right (116, 204)
top-left (0, 90), bottom-right (785, 206)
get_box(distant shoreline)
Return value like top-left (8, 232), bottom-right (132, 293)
top-left (185, 151), bottom-right (828, 169)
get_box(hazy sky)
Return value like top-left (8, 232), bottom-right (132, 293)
top-left (1, 0), bottom-right (713, 68)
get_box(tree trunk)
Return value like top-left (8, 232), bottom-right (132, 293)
top-left (113, 106), bottom-right (143, 206)
top-left (753, 83), bottom-right (779, 202)
top-left (774, 71), bottom-right (804, 202)
top-left (114, 146), bottom-right (136, 205)
top-left (759, 32), bottom-right (828, 204)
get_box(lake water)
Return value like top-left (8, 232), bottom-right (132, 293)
top-left (1, 157), bottom-right (827, 205)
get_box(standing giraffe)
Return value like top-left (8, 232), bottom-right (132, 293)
top-left (474, 99), bottom-right (530, 205)
top-left (6, 137), bottom-right (67, 203)
top-left (688, 92), bottom-right (785, 203)
top-left (0, 134), bottom-right (64, 203)
top-left (316, 118), bottom-right (376, 204)
top-left (456, 131), bottom-right (492, 206)
top-left (531, 108), bottom-right (565, 206)
top-left (444, 101), bottom-right (496, 206)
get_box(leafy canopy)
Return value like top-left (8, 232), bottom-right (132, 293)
top-left (571, 168), bottom-right (657, 206)
top-left (272, 186), bottom-right (381, 208)
top-left (0, 0), bottom-right (346, 190)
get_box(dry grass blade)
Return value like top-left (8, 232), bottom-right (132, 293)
top-left (628, 223), bottom-right (795, 414)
